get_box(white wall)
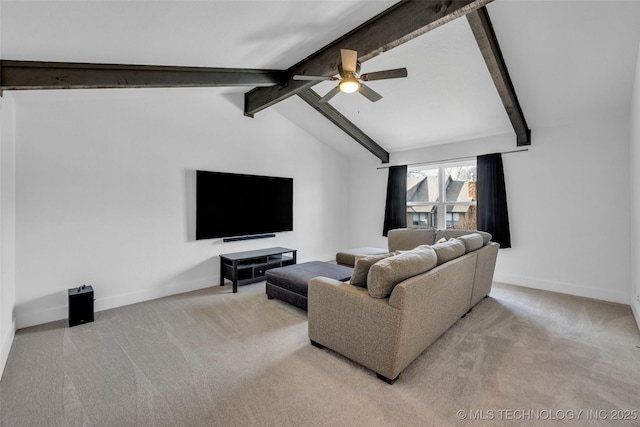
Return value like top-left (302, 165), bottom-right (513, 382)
top-left (630, 42), bottom-right (640, 327)
top-left (347, 155), bottom-right (389, 249)
top-left (348, 112), bottom-right (632, 305)
top-left (12, 88), bottom-right (349, 329)
top-left (1, 93), bottom-right (17, 378)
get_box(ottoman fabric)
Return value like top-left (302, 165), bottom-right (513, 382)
top-left (266, 261), bottom-right (353, 310)
top-left (266, 261), bottom-right (353, 297)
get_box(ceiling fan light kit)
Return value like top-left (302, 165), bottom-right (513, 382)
top-left (293, 48), bottom-right (407, 103)
top-left (339, 76), bottom-right (360, 94)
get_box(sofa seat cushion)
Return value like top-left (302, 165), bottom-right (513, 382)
top-left (367, 245), bottom-right (437, 298)
top-left (456, 233), bottom-right (484, 253)
top-left (351, 252), bottom-right (396, 287)
top-left (336, 247), bottom-right (389, 267)
top-left (432, 239), bottom-right (466, 265)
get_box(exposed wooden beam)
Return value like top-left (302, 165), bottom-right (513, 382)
top-left (245, 0), bottom-right (494, 117)
top-left (0, 60), bottom-right (286, 94)
top-left (466, 7), bottom-right (531, 146)
top-left (297, 89), bottom-right (389, 163)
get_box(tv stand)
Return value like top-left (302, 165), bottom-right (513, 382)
top-left (219, 247), bottom-right (297, 293)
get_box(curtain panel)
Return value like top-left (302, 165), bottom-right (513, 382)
top-left (477, 153), bottom-right (511, 248)
top-left (382, 165), bottom-right (407, 237)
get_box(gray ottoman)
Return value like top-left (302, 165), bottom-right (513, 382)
top-left (265, 261), bottom-right (353, 311)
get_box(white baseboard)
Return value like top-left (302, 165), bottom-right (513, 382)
top-left (16, 304), bottom-right (64, 331)
top-left (493, 272), bottom-right (630, 305)
top-left (15, 279), bottom-right (214, 330)
top-left (94, 278), bottom-right (213, 314)
top-left (632, 300), bottom-right (640, 333)
top-left (0, 320), bottom-right (16, 381)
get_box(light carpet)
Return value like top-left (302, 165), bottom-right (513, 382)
top-left (1, 282), bottom-right (639, 427)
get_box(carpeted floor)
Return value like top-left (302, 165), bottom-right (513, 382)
top-left (1, 281), bottom-right (639, 427)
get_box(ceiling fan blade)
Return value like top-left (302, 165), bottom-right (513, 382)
top-left (293, 75), bottom-right (337, 81)
top-left (360, 68), bottom-right (408, 81)
top-left (359, 83), bottom-right (383, 103)
top-left (340, 49), bottom-right (358, 74)
top-left (319, 85), bottom-right (342, 103)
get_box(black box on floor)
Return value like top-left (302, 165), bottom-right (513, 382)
top-left (68, 285), bottom-right (94, 327)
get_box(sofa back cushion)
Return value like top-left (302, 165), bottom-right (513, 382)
top-left (367, 245), bottom-right (437, 298)
top-left (388, 228), bottom-right (437, 252)
top-left (435, 229), bottom-right (492, 246)
top-left (456, 233), bottom-right (484, 253)
top-left (350, 252), bottom-right (395, 287)
top-left (432, 238), bottom-right (466, 265)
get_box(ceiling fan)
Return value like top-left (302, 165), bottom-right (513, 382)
top-left (293, 49), bottom-right (408, 103)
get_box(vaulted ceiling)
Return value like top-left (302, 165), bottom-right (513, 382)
top-left (2, 1), bottom-right (640, 162)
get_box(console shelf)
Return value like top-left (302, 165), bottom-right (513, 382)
top-left (219, 247), bottom-right (297, 293)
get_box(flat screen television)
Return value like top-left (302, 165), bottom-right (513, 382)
top-left (196, 170), bottom-right (293, 240)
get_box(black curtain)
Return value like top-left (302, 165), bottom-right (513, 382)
top-left (477, 153), bottom-right (511, 248)
top-left (382, 165), bottom-right (407, 237)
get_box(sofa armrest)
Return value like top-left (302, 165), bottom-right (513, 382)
top-left (470, 241), bottom-right (499, 306)
top-left (335, 247), bottom-right (388, 267)
top-left (387, 228), bottom-right (437, 251)
top-left (386, 254), bottom-right (476, 374)
top-left (307, 277), bottom-right (402, 378)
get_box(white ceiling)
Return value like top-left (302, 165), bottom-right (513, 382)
top-left (3, 0), bottom-right (640, 160)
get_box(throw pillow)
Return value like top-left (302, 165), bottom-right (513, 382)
top-left (367, 245), bottom-right (437, 298)
top-left (435, 229), bottom-right (492, 245)
top-left (456, 233), bottom-right (484, 253)
top-left (350, 252), bottom-right (394, 287)
top-left (432, 238), bottom-right (466, 265)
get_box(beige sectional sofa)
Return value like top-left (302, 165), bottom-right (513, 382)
top-left (308, 228), bottom-right (499, 384)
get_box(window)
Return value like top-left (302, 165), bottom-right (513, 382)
top-left (406, 161), bottom-right (477, 230)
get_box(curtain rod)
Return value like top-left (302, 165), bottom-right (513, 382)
top-left (376, 148), bottom-right (529, 170)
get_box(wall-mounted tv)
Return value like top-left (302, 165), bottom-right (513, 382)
top-left (196, 170), bottom-right (293, 240)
